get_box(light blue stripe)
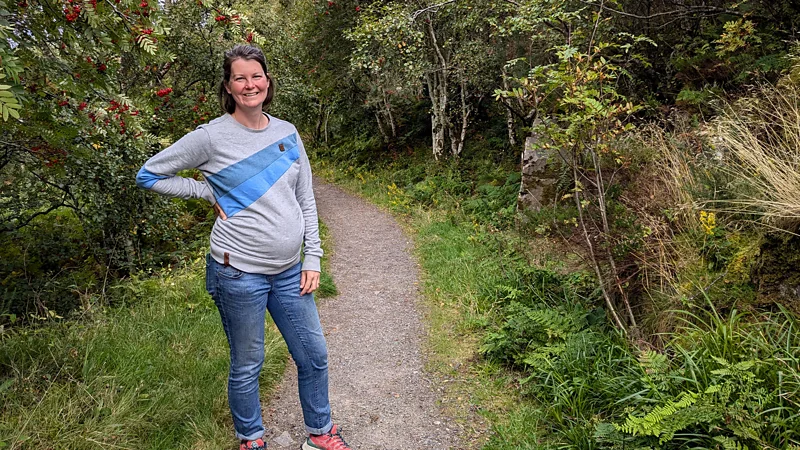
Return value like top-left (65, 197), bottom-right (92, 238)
top-left (136, 166), bottom-right (169, 189)
top-left (207, 134), bottom-right (298, 199)
top-left (216, 145), bottom-right (300, 217)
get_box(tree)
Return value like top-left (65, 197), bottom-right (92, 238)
top-left (349, 0), bottom-right (506, 158)
top-left (0, 0), bottom-right (270, 320)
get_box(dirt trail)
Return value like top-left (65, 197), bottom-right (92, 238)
top-left (262, 180), bottom-right (462, 449)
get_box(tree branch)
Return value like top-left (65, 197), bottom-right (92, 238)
top-left (411, 0), bottom-right (458, 21)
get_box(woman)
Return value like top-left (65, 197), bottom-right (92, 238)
top-left (136, 44), bottom-right (351, 450)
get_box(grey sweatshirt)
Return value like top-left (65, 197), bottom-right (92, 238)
top-left (136, 113), bottom-right (322, 274)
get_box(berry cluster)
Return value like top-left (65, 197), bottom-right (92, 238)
top-left (63, 0), bottom-right (81, 22)
top-left (156, 88), bottom-right (172, 97)
top-left (214, 12), bottom-right (240, 24)
top-left (84, 56), bottom-right (107, 73)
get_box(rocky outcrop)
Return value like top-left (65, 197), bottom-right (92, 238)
top-left (517, 135), bottom-right (559, 212)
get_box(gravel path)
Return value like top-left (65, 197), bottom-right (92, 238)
top-left (262, 180), bottom-right (462, 449)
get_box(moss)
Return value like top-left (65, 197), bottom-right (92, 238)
top-left (751, 233), bottom-right (800, 312)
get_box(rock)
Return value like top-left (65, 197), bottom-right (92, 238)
top-left (272, 431), bottom-right (293, 448)
top-left (752, 233), bottom-right (800, 311)
top-left (517, 133), bottom-right (559, 212)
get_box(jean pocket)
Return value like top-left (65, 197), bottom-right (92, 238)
top-left (216, 263), bottom-right (245, 280)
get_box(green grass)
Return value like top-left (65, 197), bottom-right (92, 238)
top-left (317, 220), bottom-right (338, 299)
top-left (0, 215), bottom-right (338, 450)
top-left (0, 256), bottom-right (287, 450)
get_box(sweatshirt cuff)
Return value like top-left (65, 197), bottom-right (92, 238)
top-left (301, 255), bottom-right (321, 273)
top-left (201, 187), bottom-right (217, 205)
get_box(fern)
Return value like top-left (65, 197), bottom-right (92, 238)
top-left (616, 391), bottom-right (700, 442)
top-left (713, 435), bottom-right (749, 450)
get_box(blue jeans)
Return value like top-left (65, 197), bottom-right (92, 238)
top-left (206, 255), bottom-right (332, 440)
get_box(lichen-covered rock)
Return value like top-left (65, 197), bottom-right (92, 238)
top-left (517, 135), bottom-right (559, 212)
top-left (752, 233), bottom-right (800, 312)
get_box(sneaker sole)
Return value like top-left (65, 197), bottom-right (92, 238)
top-left (300, 442), bottom-right (319, 450)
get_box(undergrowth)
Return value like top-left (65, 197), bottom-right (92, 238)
top-left (310, 136), bottom-right (800, 449)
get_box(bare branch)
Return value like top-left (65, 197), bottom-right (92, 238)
top-left (411, 0), bottom-right (458, 21)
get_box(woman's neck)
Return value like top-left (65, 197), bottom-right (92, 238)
top-left (231, 109), bottom-right (268, 130)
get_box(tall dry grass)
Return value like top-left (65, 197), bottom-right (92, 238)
top-left (712, 83), bottom-right (800, 231)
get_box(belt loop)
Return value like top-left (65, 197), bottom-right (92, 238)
top-left (224, 252), bottom-right (230, 266)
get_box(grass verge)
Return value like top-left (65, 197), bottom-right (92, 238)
top-left (0, 218), bottom-right (337, 450)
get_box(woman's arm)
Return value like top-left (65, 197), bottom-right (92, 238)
top-left (136, 128), bottom-right (217, 204)
top-left (294, 133), bottom-right (323, 274)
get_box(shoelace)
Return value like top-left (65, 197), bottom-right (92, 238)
top-left (321, 428), bottom-right (350, 450)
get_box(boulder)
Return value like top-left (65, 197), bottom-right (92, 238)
top-left (517, 135), bottom-right (559, 212)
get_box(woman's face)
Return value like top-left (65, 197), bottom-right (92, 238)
top-left (225, 58), bottom-right (269, 113)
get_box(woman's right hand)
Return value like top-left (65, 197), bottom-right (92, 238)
top-left (213, 202), bottom-right (228, 220)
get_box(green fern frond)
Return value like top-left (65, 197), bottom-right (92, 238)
top-left (616, 391), bottom-right (700, 439)
top-left (713, 435), bottom-right (748, 450)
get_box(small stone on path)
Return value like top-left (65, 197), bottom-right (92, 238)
top-left (272, 431), bottom-right (293, 448)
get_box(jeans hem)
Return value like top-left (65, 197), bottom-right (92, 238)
top-left (306, 420), bottom-right (333, 436)
top-left (236, 430), bottom-right (265, 441)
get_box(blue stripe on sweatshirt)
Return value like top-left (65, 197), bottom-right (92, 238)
top-left (136, 167), bottom-right (170, 189)
top-left (206, 133), bottom-right (298, 199)
top-left (211, 144), bottom-right (300, 218)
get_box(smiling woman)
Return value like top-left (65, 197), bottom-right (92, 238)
top-left (135, 44), bottom-right (352, 450)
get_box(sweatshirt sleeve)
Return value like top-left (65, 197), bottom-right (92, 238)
top-left (135, 128), bottom-right (217, 204)
top-left (294, 133), bottom-right (323, 272)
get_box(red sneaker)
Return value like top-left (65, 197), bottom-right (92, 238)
top-left (301, 424), bottom-right (351, 450)
top-left (240, 438), bottom-right (266, 450)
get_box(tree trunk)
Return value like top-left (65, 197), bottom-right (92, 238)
top-left (425, 72), bottom-right (447, 160)
top-left (323, 107), bottom-right (331, 145)
top-left (375, 111), bottom-right (389, 143)
top-left (383, 89), bottom-right (397, 139)
top-left (425, 17), bottom-right (449, 160)
top-left (450, 71), bottom-right (471, 158)
top-left (502, 69), bottom-right (517, 147)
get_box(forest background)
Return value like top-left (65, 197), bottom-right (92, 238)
top-left (1, 0), bottom-right (800, 448)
